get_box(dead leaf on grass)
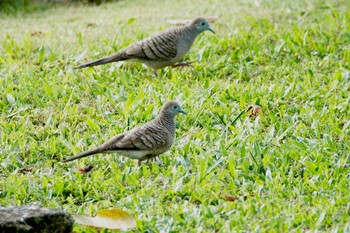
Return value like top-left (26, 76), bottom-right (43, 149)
top-left (17, 165), bottom-right (35, 174)
top-left (85, 22), bottom-right (96, 27)
top-left (77, 164), bottom-right (94, 174)
top-left (74, 208), bottom-right (136, 230)
top-left (224, 193), bottom-right (253, 202)
top-left (31, 30), bottom-right (43, 36)
top-left (247, 105), bottom-right (262, 117)
top-left (224, 195), bottom-right (239, 202)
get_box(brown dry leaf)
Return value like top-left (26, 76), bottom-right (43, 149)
top-left (167, 15), bottom-right (221, 26)
top-left (77, 164), bottom-right (94, 174)
top-left (74, 209), bottom-right (136, 230)
top-left (31, 30), bottom-right (43, 36)
top-left (224, 195), bottom-right (239, 201)
top-left (85, 22), bottom-right (96, 27)
top-left (17, 165), bottom-right (35, 174)
top-left (224, 193), bottom-right (252, 202)
top-left (207, 15), bottom-right (221, 23)
top-left (247, 105), bottom-right (262, 117)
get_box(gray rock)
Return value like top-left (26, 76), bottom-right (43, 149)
top-left (0, 206), bottom-right (73, 233)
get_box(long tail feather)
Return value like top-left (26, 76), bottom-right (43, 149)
top-left (74, 53), bottom-right (127, 69)
top-left (62, 148), bottom-right (100, 162)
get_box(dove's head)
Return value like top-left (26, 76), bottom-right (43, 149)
top-left (161, 101), bottom-right (187, 117)
top-left (192, 18), bottom-right (215, 34)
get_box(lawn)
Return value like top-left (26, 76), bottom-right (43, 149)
top-left (1, 0), bottom-right (350, 232)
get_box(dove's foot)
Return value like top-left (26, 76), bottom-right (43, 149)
top-left (171, 61), bottom-right (196, 70)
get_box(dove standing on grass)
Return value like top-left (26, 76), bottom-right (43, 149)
top-left (75, 17), bottom-right (214, 76)
top-left (62, 101), bottom-right (186, 166)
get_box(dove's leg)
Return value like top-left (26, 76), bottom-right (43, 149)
top-left (171, 61), bottom-right (196, 69)
top-left (153, 69), bottom-right (158, 77)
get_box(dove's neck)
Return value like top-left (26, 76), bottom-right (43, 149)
top-left (186, 25), bottom-right (201, 37)
top-left (156, 112), bottom-right (176, 132)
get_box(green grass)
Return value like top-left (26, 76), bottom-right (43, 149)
top-left (1, 0), bottom-right (350, 232)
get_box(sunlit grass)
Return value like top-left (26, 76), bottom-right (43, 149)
top-left (1, 0), bottom-right (350, 232)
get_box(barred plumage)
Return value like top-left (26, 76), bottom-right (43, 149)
top-left (75, 18), bottom-right (214, 75)
top-left (62, 101), bottom-right (186, 166)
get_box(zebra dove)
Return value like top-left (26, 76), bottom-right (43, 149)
top-left (75, 17), bottom-right (214, 75)
top-left (62, 101), bottom-right (186, 166)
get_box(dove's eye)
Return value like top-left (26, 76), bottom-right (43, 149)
top-left (173, 106), bottom-right (178, 109)
top-left (201, 22), bottom-right (206, 26)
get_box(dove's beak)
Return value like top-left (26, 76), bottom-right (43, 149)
top-left (208, 27), bottom-right (215, 34)
top-left (179, 110), bottom-right (187, 115)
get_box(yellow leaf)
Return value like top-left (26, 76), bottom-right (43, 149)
top-left (74, 208), bottom-right (136, 230)
top-left (97, 209), bottom-right (131, 218)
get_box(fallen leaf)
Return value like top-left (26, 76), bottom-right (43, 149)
top-left (207, 15), bottom-right (221, 23)
top-left (31, 30), bottom-right (43, 36)
top-left (74, 209), bottom-right (136, 230)
top-left (224, 195), bottom-right (239, 201)
top-left (224, 193), bottom-right (253, 202)
top-left (167, 15), bottom-right (221, 26)
top-left (85, 22), bottom-right (96, 27)
top-left (247, 105), bottom-right (262, 117)
top-left (17, 165), bottom-right (35, 174)
top-left (77, 164), bottom-right (94, 174)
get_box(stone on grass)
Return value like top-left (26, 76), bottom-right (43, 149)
top-left (0, 206), bottom-right (73, 233)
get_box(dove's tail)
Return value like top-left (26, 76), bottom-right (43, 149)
top-left (74, 52), bottom-right (128, 69)
top-left (62, 147), bottom-right (101, 162)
